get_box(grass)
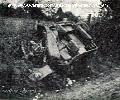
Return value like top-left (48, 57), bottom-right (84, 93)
top-left (0, 17), bottom-right (38, 96)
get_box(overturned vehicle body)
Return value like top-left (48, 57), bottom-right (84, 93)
top-left (21, 21), bottom-right (97, 89)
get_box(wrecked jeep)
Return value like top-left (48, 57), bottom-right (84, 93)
top-left (21, 21), bottom-right (97, 90)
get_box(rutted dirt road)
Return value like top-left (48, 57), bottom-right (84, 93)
top-left (43, 72), bottom-right (120, 100)
top-left (35, 58), bottom-right (120, 100)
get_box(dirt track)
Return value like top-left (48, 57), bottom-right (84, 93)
top-left (31, 58), bottom-right (120, 100)
top-left (41, 69), bottom-right (120, 100)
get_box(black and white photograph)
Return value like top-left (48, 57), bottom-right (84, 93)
top-left (0, 0), bottom-right (120, 100)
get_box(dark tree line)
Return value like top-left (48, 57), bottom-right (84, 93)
top-left (0, 3), bottom-right (45, 19)
top-left (90, 0), bottom-right (120, 62)
top-left (0, 2), bottom-right (78, 22)
top-left (100, 0), bottom-right (120, 20)
top-left (0, 3), bottom-right (15, 17)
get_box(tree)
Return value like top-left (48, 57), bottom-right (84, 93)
top-left (100, 0), bottom-right (120, 19)
top-left (64, 11), bottom-right (78, 22)
top-left (14, 7), bottom-right (25, 18)
top-left (23, 0), bottom-right (45, 19)
top-left (0, 3), bottom-right (15, 17)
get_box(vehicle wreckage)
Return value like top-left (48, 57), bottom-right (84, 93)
top-left (21, 21), bottom-right (98, 89)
